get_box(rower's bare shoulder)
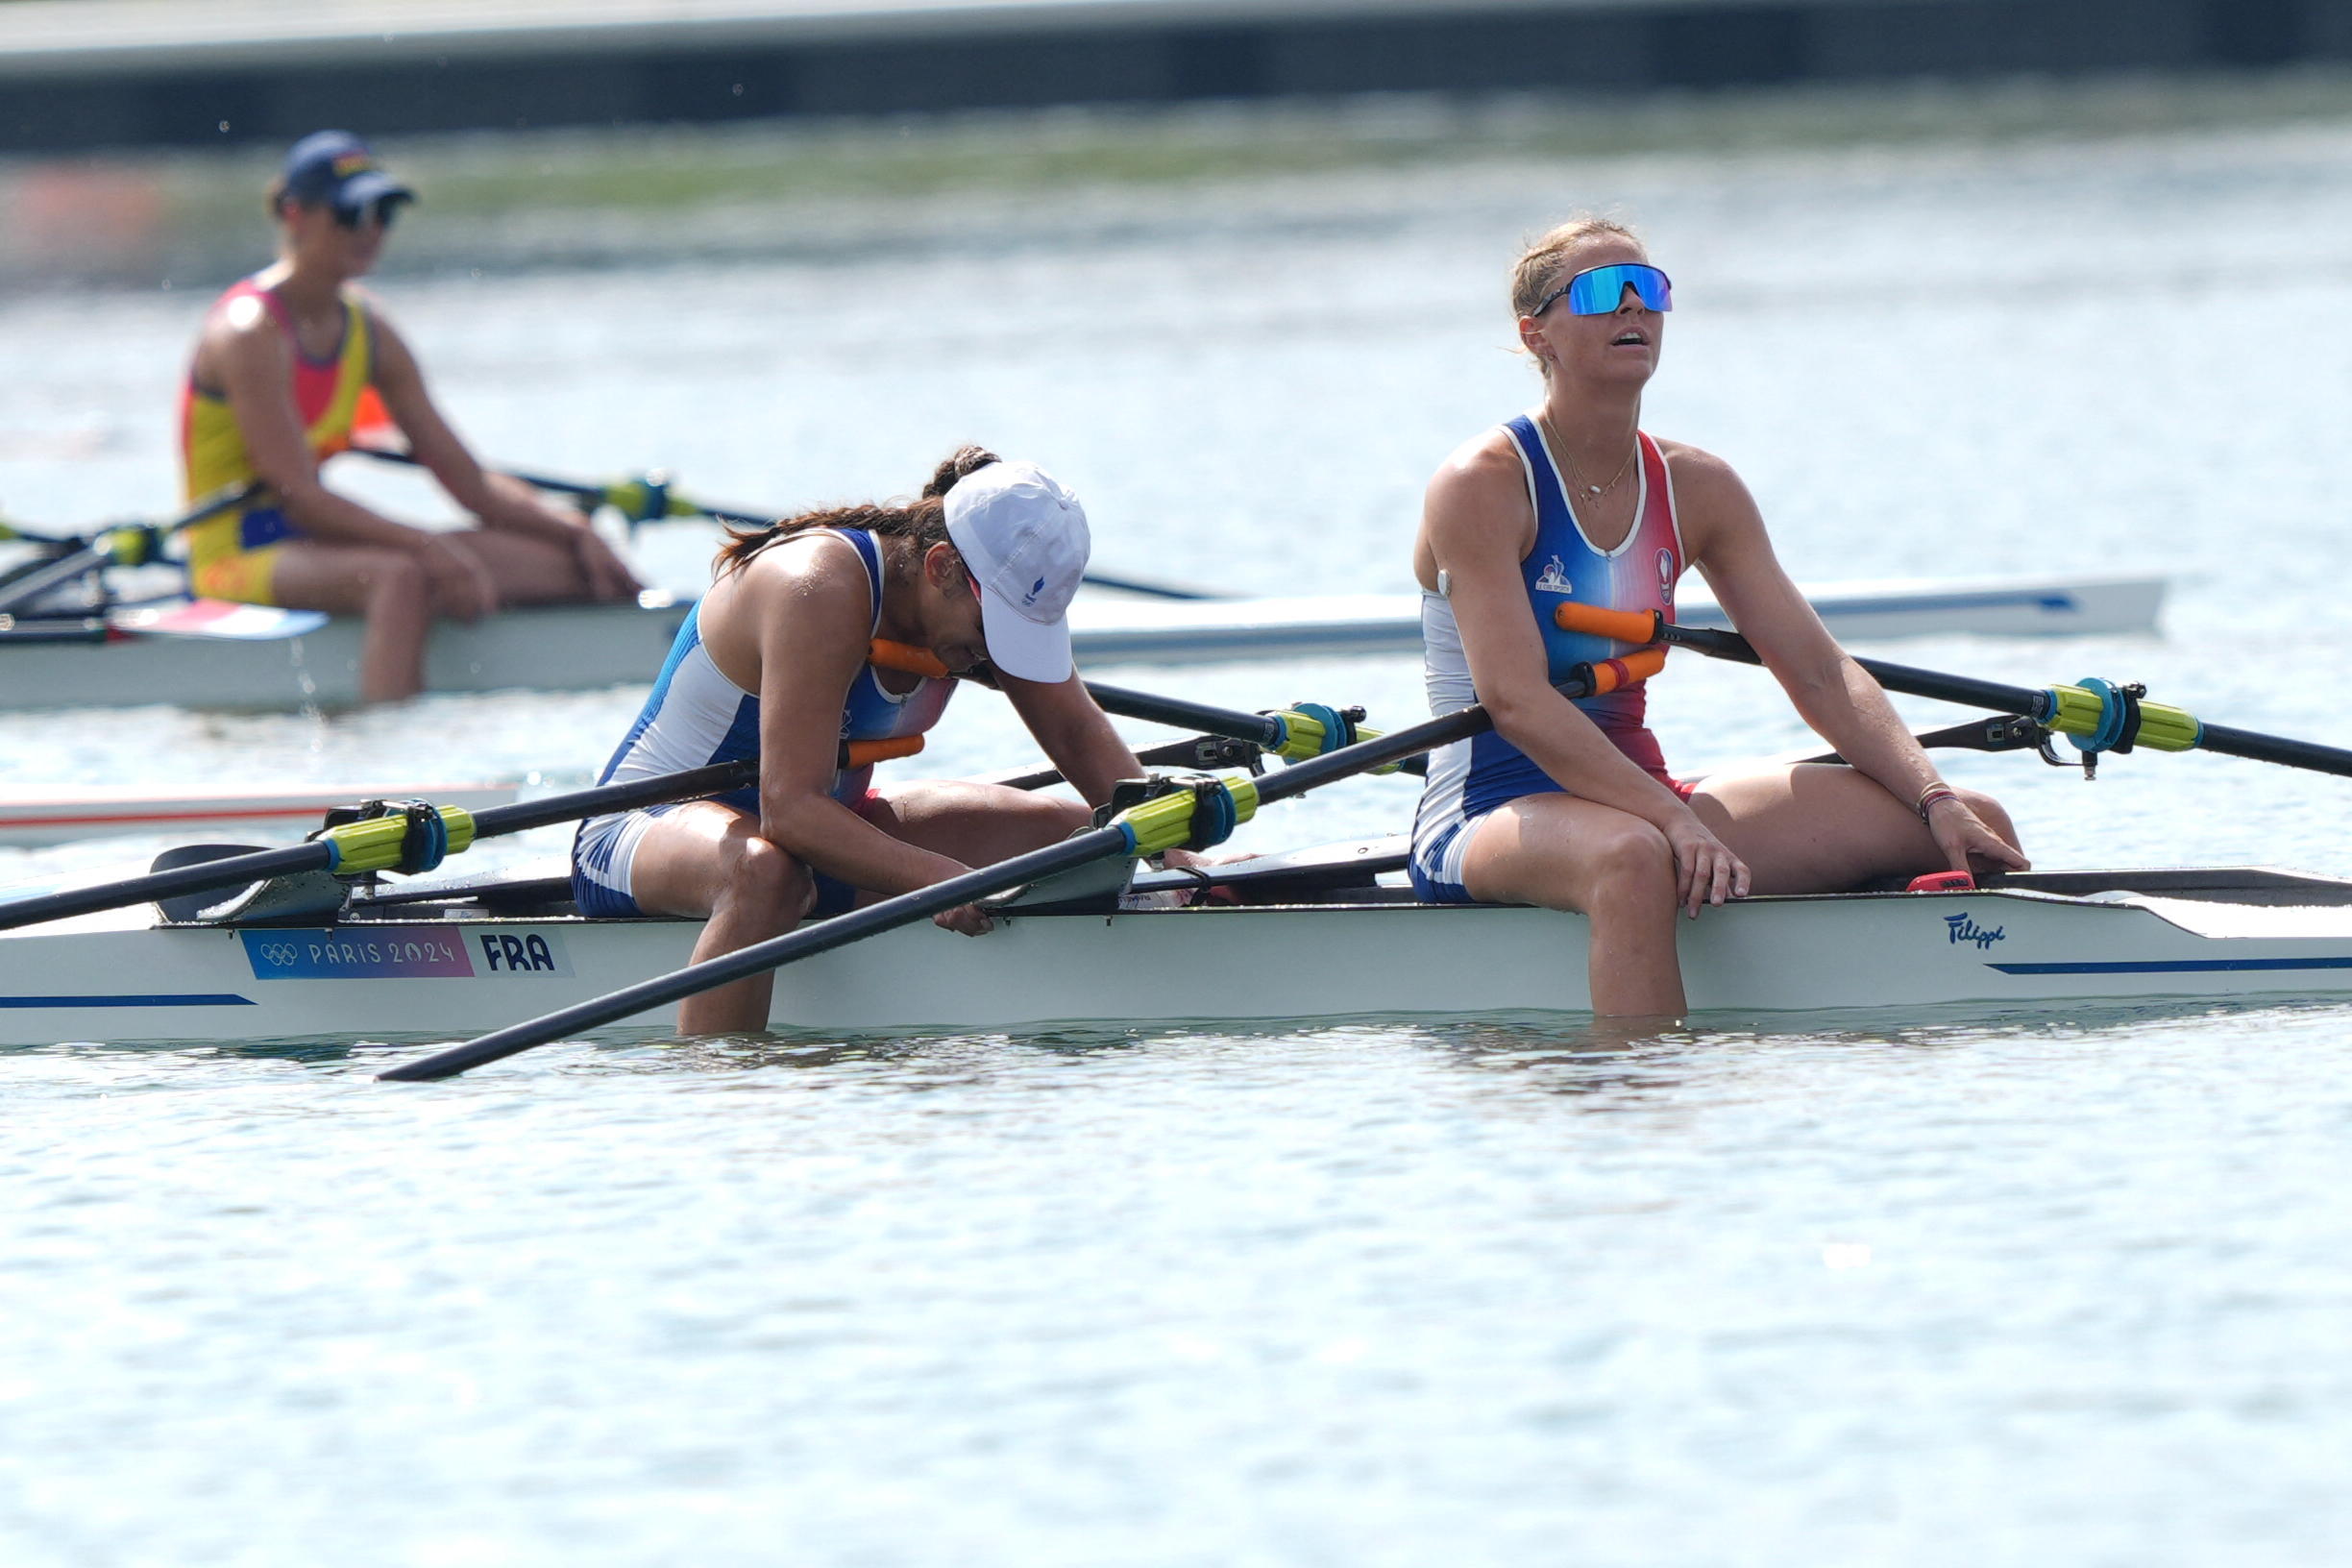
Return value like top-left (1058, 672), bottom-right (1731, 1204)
top-left (204, 292), bottom-right (285, 359)
top-left (201, 296), bottom-right (291, 393)
top-left (731, 529), bottom-right (869, 618)
top-left (1654, 439), bottom-right (1756, 509)
top-left (1425, 429), bottom-right (1530, 529)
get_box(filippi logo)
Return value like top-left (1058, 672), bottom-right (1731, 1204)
top-left (1943, 912), bottom-right (2006, 950)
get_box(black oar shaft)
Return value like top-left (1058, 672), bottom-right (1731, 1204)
top-left (465, 759), bottom-right (758, 839)
top-left (0, 482), bottom-right (260, 617)
top-left (357, 445), bottom-right (598, 502)
top-left (0, 843), bottom-right (337, 931)
top-left (1073, 571), bottom-right (1222, 601)
top-left (1664, 622), bottom-right (2352, 781)
top-left (2194, 722), bottom-right (2352, 778)
top-left (1085, 682), bottom-right (1288, 749)
top-left (378, 825), bottom-right (1135, 1081)
top-left (0, 758), bottom-right (763, 934)
top-left (0, 544), bottom-right (112, 618)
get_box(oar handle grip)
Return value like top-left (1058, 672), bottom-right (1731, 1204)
top-left (1589, 647), bottom-right (1666, 694)
top-left (1553, 603), bottom-right (1667, 645)
top-left (843, 736), bottom-right (923, 769)
top-left (869, 639), bottom-right (954, 678)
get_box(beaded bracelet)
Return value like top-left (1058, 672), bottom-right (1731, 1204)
top-left (1915, 782), bottom-right (1959, 823)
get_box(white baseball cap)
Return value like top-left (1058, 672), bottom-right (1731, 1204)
top-left (943, 459), bottom-right (1089, 682)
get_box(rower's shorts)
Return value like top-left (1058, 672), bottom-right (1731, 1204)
top-left (570, 798), bottom-right (862, 920)
top-left (186, 505), bottom-right (297, 605)
top-left (1409, 775), bottom-right (1698, 904)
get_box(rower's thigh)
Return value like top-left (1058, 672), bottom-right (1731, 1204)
top-left (440, 527), bottom-right (587, 603)
top-left (1690, 763), bottom-right (1962, 893)
top-left (625, 801), bottom-right (811, 919)
top-left (861, 780), bottom-right (1092, 865)
top-left (1458, 793), bottom-right (1675, 914)
top-left (264, 540), bottom-right (427, 616)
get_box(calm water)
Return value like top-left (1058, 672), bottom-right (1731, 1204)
top-left (6, 113), bottom-right (2352, 1564)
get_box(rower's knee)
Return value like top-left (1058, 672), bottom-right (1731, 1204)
top-left (714, 834), bottom-right (812, 921)
top-left (366, 553), bottom-right (431, 615)
top-left (1585, 820), bottom-right (1675, 911)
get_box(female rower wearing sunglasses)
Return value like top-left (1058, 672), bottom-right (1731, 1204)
top-left (573, 446), bottom-right (1179, 1034)
top-left (181, 130), bottom-right (639, 704)
top-left (1411, 218), bottom-right (2029, 1017)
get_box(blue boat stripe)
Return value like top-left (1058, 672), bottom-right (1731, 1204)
top-left (1989, 957), bottom-right (2352, 975)
top-left (1807, 590), bottom-right (2079, 616)
top-left (1, 993), bottom-right (257, 1008)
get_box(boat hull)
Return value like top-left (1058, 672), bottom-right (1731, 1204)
top-left (1063, 574), bottom-right (2168, 665)
top-left (0, 573), bottom-right (2165, 711)
top-left (4, 874), bottom-right (2347, 1048)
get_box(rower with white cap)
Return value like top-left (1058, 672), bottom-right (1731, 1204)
top-left (572, 445), bottom-right (1163, 1034)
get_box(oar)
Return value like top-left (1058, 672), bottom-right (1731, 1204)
top-left (351, 446), bottom-right (1223, 599)
top-left (374, 647), bottom-right (1665, 1082)
top-left (868, 640), bottom-right (1418, 772)
top-left (352, 444), bottom-right (747, 527)
top-left (1555, 605), bottom-right (2352, 780)
top-left (0, 518), bottom-right (74, 548)
top-left (0, 481), bottom-right (261, 619)
top-left (0, 740), bottom-right (909, 935)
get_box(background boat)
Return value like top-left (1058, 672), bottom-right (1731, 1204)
top-left (0, 571), bottom-right (2165, 710)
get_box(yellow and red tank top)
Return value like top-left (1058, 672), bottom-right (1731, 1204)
top-left (178, 276), bottom-right (378, 568)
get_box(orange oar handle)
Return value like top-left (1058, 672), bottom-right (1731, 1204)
top-left (1584, 646), bottom-right (1667, 696)
top-left (841, 735), bottom-right (924, 769)
top-left (868, 639), bottom-right (953, 678)
top-left (1552, 602), bottom-right (1665, 645)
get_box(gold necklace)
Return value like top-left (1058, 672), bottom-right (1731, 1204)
top-left (1541, 412), bottom-right (1637, 501)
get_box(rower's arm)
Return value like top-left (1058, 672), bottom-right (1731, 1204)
top-left (1683, 451), bottom-right (2026, 870)
top-left (207, 297), bottom-right (425, 550)
top-left (1682, 455), bottom-right (1936, 790)
top-left (365, 311), bottom-right (588, 543)
top-left (1424, 437), bottom-right (1691, 831)
top-left (999, 671), bottom-right (1141, 811)
top-left (739, 550), bottom-right (977, 898)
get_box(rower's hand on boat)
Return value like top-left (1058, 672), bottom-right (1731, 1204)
top-left (1666, 814), bottom-right (1751, 919)
top-left (570, 527), bottom-right (643, 601)
top-left (416, 535), bottom-right (500, 622)
top-left (1927, 795), bottom-right (2032, 877)
top-left (933, 900), bottom-right (997, 937)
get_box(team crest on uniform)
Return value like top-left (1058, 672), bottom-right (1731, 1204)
top-left (1532, 555), bottom-right (1574, 595)
top-left (1655, 547), bottom-right (1676, 602)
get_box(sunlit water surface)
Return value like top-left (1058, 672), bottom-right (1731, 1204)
top-left (5, 118), bottom-right (2352, 1564)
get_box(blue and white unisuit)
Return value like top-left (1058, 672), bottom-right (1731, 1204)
top-left (571, 528), bottom-right (954, 919)
top-left (1410, 418), bottom-right (1687, 903)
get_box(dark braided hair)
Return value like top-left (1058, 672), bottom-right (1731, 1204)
top-left (714, 444), bottom-right (1001, 576)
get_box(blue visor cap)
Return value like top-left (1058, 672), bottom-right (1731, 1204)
top-left (281, 130), bottom-right (416, 218)
top-left (1534, 263), bottom-right (1673, 317)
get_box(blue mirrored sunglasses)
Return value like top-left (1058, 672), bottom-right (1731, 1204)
top-left (1531, 262), bottom-right (1673, 317)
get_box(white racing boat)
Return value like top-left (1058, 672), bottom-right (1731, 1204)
top-left (0, 572), bottom-right (2165, 711)
top-left (4, 841), bottom-right (2350, 1048)
top-left (1064, 573), bottom-right (2168, 664)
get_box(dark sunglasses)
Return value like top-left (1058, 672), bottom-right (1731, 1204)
top-left (1531, 262), bottom-right (1673, 317)
top-left (333, 198), bottom-right (403, 232)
